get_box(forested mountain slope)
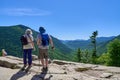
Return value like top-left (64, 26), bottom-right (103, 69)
top-left (0, 25), bottom-right (73, 60)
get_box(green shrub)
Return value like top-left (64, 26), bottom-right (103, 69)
top-left (107, 39), bottom-right (120, 66)
top-left (97, 53), bottom-right (111, 65)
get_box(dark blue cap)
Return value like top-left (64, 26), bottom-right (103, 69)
top-left (39, 27), bottom-right (46, 34)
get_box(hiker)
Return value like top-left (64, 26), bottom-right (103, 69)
top-left (21, 29), bottom-right (35, 71)
top-left (37, 26), bottom-right (54, 71)
top-left (2, 49), bottom-right (7, 56)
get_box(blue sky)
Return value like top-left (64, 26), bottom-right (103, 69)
top-left (0, 0), bottom-right (120, 40)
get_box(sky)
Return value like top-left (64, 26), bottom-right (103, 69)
top-left (0, 0), bottom-right (120, 40)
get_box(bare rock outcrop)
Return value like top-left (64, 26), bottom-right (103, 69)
top-left (0, 56), bottom-right (120, 80)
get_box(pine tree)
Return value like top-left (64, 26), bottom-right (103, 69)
top-left (77, 48), bottom-right (81, 62)
top-left (90, 30), bottom-right (98, 57)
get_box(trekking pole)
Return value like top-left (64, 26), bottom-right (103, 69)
top-left (48, 48), bottom-right (54, 77)
top-left (35, 58), bottom-right (41, 74)
top-left (21, 46), bottom-right (23, 58)
top-left (38, 48), bottom-right (41, 74)
top-left (38, 58), bottom-right (40, 71)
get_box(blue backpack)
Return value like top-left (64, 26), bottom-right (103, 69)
top-left (41, 34), bottom-right (49, 46)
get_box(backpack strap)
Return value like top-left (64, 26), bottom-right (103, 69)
top-left (27, 34), bottom-right (34, 48)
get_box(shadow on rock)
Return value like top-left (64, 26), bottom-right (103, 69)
top-left (10, 70), bottom-right (27, 80)
top-left (31, 70), bottom-right (53, 80)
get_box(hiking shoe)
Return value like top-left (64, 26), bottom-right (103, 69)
top-left (41, 67), bottom-right (46, 71)
top-left (25, 65), bottom-right (32, 73)
top-left (21, 67), bottom-right (25, 71)
top-left (21, 65), bottom-right (27, 71)
top-left (45, 67), bottom-right (48, 71)
top-left (41, 67), bottom-right (48, 72)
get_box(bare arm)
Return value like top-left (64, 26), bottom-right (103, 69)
top-left (37, 35), bottom-right (42, 46)
top-left (49, 35), bottom-right (54, 49)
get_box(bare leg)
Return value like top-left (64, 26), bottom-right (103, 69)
top-left (45, 59), bottom-right (48, 67)
top-left (41, 59), bottom-right (44, 67)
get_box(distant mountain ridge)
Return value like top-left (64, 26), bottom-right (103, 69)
top-left (62, 36), bottom-right (115, 49)
top-left (0, 25), bottom-right (73, 60)
top-left (62, 36), bottom-right (116, 55)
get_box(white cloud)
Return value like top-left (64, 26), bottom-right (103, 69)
top-left (1, 8), bottom-right (51, 16)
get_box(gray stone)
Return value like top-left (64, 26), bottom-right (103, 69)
top-left (32, 55), bottom-right (38, 61)
top-left (0, 56), bottom-right (21, 69)
top-left (100, 73), bottom-right (113, 78)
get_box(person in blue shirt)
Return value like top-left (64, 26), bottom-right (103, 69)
top-left (37, 27), bottom-right (54, 71)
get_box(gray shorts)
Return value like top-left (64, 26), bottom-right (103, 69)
top-left (38, 49), bottom-right (48, 59)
